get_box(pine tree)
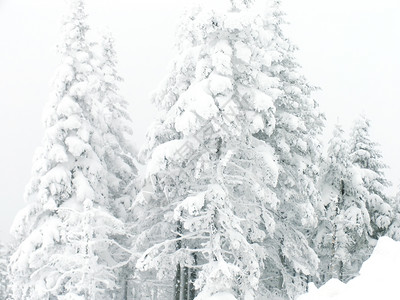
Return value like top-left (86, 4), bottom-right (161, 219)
top-left (133, 1), bottom-right (319, 299)
top-left (9, 1), bottom-right (134, 299)
top-left (315, 124), bottom-right (371, 284)
top-left (349, 114), bottom-right (393, 240)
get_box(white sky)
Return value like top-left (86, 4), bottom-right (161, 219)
top-left (0, 0), bottom-right (399, 241)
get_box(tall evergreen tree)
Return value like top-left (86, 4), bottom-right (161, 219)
top-left (315, 124), bottom-right (371, 284)
top-left (256, 1), bottom-right (324, 297)
top-left (133, 1), bottom-right (319, 299)
top-left (96, 31), bottom-right (138, 221)
top-left (9, 1), bottom-right (135, 299)
top-left (95, 31), bottom-right (139, 300)
top-left (349, 114), bottom-right (393, 240)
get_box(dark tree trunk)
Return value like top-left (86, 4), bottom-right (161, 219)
top-left (187, 253), bottom-right (197, 300)
top-left (174, 220), bottom-right (184, 300)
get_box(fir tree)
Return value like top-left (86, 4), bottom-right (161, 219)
top-left (9, 1), bottom-right (134, 299)
top-left (133, 1), bottom-right (319, 299)
top-left (315, 124), bottom-right (371, 284)
top-left (256, 1), bottom-right (324, 297)
top-left (349, 114), bottom-right (393, 240)
top-left (387, 189), bottom-right (400, 241)
top-left (95, 30), bottom-right (139, 300)
top-left (96, 31), bottom-right (138, 221)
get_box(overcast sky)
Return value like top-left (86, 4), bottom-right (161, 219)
top-left (0, 0), bottom-right (399, 242)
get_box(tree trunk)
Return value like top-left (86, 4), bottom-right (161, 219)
top-left (180, 266), bottom-right (188, 300)
top-left (122, 275), bottom-right (128, 300)
top-left (188, 253), bottom-right (197, 300)
top-left (174, 221), bottom-right (183, 300)
top-left (339, 260), bottom-right (344, 281)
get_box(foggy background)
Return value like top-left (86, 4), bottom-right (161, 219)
top-left (1, 0), bottom-right (399, 241)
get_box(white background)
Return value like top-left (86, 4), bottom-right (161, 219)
top-left (0, 0), bottom-right (399, 241)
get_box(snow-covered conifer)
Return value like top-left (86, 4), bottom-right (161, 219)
top-left (315, 124), bottom-right (371, 284)
top-left (133, 1), bottom-right (319, 299)
top-left (349, 114), bottom-right (393, 240)
top-left (94, 30), bottom-right (139, 299)
top-left (96, 31), bottom-right (138, 221)
top-left (0, 243), bottom-right (11, 299)
top-left (9, 1), bottom-right (133, 299)
top-left (387, 189), bottom-right (400, 241)
top-left (255, 1), bottom-right (324, 297)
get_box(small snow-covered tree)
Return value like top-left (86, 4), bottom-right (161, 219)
top-left (133, 1), bottom-right (319, 299)
top-left (9, 1), bottom-right (134, 299)
top-left (349, 114), bottom-right (393, 240)
top-left (315, 124), bottom-right (371, 284)
top-left (0, 243), bottom-right (11, 299)
top-left (388, 189), bottom-right (400, 241)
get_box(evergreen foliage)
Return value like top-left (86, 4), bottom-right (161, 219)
top-left (9, 1), bottom-right (136, 299)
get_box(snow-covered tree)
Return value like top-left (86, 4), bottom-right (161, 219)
top-left (256, 1), bottom-right (324, 297)
top-left (95, 30), bottom-right (139, 300)
top-left (9, 1), bottom-right (134, 299)
top-left (349, 114), bottom-right (393, 240)
top-left (315, 124), bottom-right (371, 284)
top-left (0, 242), bottom-right (11, 299)
top-left (387, 189), bottom-right (400, 241)
top-left (133, 1), bottom-right (319, 299)
top-left (96, 31), bottom-right (138, 221)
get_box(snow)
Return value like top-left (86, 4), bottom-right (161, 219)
top-left (211, 40), bottom-right (233, 76)
top-left (146, 139), bottom-right (193, 177)
top-left (208, 73), bottom-right (233, 96)
top-left (252, 89), bottom-right (274, 113)
top-left (298, 237), bottom-right (400, 300)
top-left (224, 13), bottom-right (245, 31)
top-left (48, 144), bottom-right (69, 163)
top-left (174, 191), bottom-right (206, 220)
top-left (65, 136), bottom-right (88, 157)
top-left (202, 292), bottom-right (237, 300)
top-left (56, 96), bottom-right (82, 117)
top-left (173, 82), bottom-right (219, 135)
top-left (196, 0), bottom-right (232, 13)
top-left (234, 41), bottom-right (252, 63)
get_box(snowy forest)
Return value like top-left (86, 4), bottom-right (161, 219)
top-left (1, 0), bottom-right (399, 299)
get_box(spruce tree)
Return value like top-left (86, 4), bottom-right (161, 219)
top-left (315, 124), bottom-right (371, 284)
top-left (9, 1), bottom-right (134, 299)
top-left (388, 189), bottom-right (400, 241)
top-left (95, 31), bottom-right (139, 300)
top-left (349, 114), bottom-right (393, 240)
top-left (256, 1), bottom-right (324, 297)
top-left (133, 1), bottom-right (319, 299)
top-left (96, 31), bottom-right (138, 221)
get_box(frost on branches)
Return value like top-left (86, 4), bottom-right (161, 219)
top-left (256, 1), bottom-right (323, 298)
top-left (313, 117), bottom-right (397, 288)
top-left (349, 115), bottom-right (393, 240)
top-left (9, 1), bottom-right (136, 299)
top-left (0, 243), bottom-right (11, 300)
top-left (387, 190), bottom-right (400, 241)
top-left (315, 124), bottom-right (372, 284)
top-left (133, 0), bottom-right (320, 299)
